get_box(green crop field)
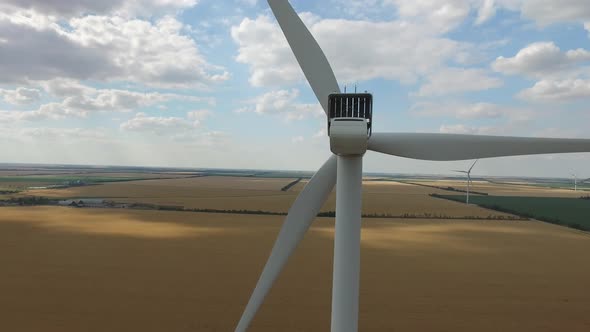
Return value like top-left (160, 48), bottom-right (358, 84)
top-left (435, 195), bottom-right (590, 231)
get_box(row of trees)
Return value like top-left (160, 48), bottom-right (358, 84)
top-left (280, 178), bottom-right (303, 192)
top-left (2, 196), bottom-right (52, 206)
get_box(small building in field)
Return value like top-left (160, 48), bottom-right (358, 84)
top-left (58, 199), bottom-right (104, 208)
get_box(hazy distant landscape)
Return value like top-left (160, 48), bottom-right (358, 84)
top-left (1, 163), bottom-right (589, 331)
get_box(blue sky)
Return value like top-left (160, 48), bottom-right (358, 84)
top-left (1, 0), bottom-right (590, 178)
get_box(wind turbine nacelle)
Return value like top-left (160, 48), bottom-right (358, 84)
top-left (329, 118), bottom-right (369, 155)
top-left (327, 93), bottom-right (372, 156)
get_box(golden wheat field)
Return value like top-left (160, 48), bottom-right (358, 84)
top-left (0, 206), bottom-right (589, 332)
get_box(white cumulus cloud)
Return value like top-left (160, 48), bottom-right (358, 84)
top-left (236, 89), bottom-right (323, 121)
top-left (0, 0), bottom-right (198, 18)
top-left (121, 112), bottom-right (196, 134)
top-left (19, 127), bottom-right (110, 141)
top-left (0, 87), bottom-right (41, 105)
top-left (0, 80), bottom-right (213, 121)
top-left (415, 68), bottom-right (502, 96)
top-left (231, 14), bottom-right (465, 87)
top-left (413, 101), bottom-right (513, 119)
top-left (518, 79), bottom-right (590, 102)
top-left (0, 13), bottom-right (228, 88)
top-left (520, 0), bottom-right (590, 26)
top-left (386, 0), bottom-right (471, 32)
top-left (187, 109), bottom-right (212, 124)
top-left (493, 42), bottom-right (590, 78)
top-left (475, 0), bottom-right (497, 25)
top-left (120, 111), bottom-right (225, 144)
top-left (386, 0), bottom-right (590, 29)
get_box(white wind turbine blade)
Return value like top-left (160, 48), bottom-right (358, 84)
top-left (468, 159), bottom-right (479, 173)
top-left (235, 155), bottom-right (337, 332)
top-left (368, 133), bottom-right (590, 161)
top-left (268, 0), bottom-right (340, 114)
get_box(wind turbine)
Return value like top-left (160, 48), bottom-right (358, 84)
top-left (572, 173), bottom-right (578, 191)
top-left (453, 159), bottom-right (478, 204)
top-left (236, 1), bottom-right (590, 331)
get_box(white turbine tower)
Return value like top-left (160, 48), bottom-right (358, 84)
top-left (236, 1), bottom-right (590, 331)
top-left (453, 159), bottom-right (478, 204)
top-left (572, 173), bottom-right (578, 191)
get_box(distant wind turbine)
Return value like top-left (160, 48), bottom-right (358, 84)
top-left (572, 173), bottom-right (578, 191)
top-left (452, 159), bottom-right (478, 204)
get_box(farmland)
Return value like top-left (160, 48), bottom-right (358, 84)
top-left (0, 207), bottom-right (589, 332)
top-left (22, 176), bottom-right (512, 218)
top-left (1, 166), bottom-right (589, 332)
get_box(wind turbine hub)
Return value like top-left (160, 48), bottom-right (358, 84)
top-left (327, 93), bottom-right (372, 156)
